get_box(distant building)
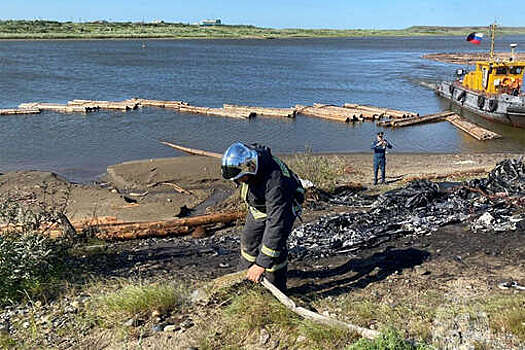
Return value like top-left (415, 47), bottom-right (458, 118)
top-left (152, 20), bottom-right (164, 24)
top-left (200, 19), bottom-right (221, 26)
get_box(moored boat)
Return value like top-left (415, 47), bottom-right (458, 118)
top-left (435, 24), bottom-right (525, 128)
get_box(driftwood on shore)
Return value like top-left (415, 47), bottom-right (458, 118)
top-left (92, 211), bottom-right (244, 240)
top-left (160, 141), bottom-right (222, 158)
top-left (42, 211), bottom-right (244, 240)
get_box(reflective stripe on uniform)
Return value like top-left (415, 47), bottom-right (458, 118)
top-left (241, 183), bottom-right (267, 220)
top-left (241, 248), bottom-right (256, 263)
top-left (261, 244), bottom-right (280, 258)
top-left (249, 207), bottom-right (268, 220)
top-left (265, 260), bottom-right (288, 272)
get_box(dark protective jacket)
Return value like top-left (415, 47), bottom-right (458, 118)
top-left (371, 138), bottom-right (392, 158)
top-left (241, 145), bottom-right (303, 270)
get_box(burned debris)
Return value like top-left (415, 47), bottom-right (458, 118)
top-left (289, 159), bottom-right (524, 260)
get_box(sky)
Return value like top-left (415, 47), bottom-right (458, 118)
top-left (1, 0), bottom-right (524, 29)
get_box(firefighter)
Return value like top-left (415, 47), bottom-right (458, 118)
top-left (221, 142), bottom-right (304, 291)
top-left (371, 131), bottom-right (392, 185)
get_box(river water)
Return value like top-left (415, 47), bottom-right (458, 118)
top-left (0, 36), bottom-right (524, 181)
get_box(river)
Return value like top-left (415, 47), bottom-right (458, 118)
top-left (0, 36), bottom-right (524, 181)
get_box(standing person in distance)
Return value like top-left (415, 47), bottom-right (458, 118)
top-left (371, 131), bottom-right (392, 185)
top-left (221, 142), bottom-right (304, 292)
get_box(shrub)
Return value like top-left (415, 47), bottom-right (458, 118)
top-left (0, 196), bottom-right (73, 304)
top-left (288, 147), bottom-right (346, 192)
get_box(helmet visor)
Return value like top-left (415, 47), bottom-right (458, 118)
top-left (221, 142), bottom-right (258, 180)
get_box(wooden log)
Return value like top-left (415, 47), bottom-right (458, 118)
top-left (68, 99), bottom-right (138, 111)
top-left (388, 111), bottom-right (454, 127)
top-left (223, 104), bottom-right (296, 118)
top-left (0, 108), bottom-right (41, 116)
top-left (206, 108), bottom-right (255, 119)
top-left (313, 104), bottom-right (375, 120)
top-left (343, 103), bottom-right (418, 119)
top-left (446, 114), bottom-right (502, 141)
top-left (295, 105), bottom-right (355, 123)
top-left (126, 98), bottom-right (188, 109)
top-left (177, 104), bottom-right (255, 119)
top-left (160, 141), bottom-right (222, 158)
top-left (93, 211), bottom-right (244, 240)
top-left (18, 103), bottom-right (97, 113)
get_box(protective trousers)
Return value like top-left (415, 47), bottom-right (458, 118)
top-left (373, 155), bottom-right (386, 184)
top-left (239, 212), bottom-right (290, 292)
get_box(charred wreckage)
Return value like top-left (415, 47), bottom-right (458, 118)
top-left (289, 158), bottom-right (525, 260)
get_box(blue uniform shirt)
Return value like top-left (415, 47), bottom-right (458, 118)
top-left (371, 138), bottom-right (392, 158)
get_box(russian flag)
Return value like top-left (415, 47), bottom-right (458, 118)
top-left (466, 32), bottom-right (484, 45)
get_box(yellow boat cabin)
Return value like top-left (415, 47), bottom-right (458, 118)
top-left (461, 61), bottom-right (525, 95)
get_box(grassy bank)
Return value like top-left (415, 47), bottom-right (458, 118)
top-left (1, 20), bottom-right (525, 40)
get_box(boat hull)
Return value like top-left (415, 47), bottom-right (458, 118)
top-left (435, 81), bottom-right (525, 128)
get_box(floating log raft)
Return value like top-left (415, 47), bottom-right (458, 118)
top-left (18, 102), bottom-right (98, 113)
top-left (378, 111), bottom-right (454, 127)
top-left (68, 99), bottom-right (139, 111)
top-left (446, 114), bottom-right (502, 141)
top-left (124, 98), bottom-right (189, 109)
top-left (160, 141), bottom-right (222, 158)
top-left (178, 105), bottom-right (255, 120)
top-left (223, 104), bottom-right (296, 118)
top-left (295, 104), bottom-right (363, 123)
top-left (0, 108), bottom-right (41, 116)
top-left (343, 103), bottom-right (418, 119)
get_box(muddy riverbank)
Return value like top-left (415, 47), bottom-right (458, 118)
top-left (1, 152), bottom-right (524, 349)
top-left (0, 152), bottom-right (520, 222)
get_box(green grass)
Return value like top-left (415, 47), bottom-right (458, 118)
top-left (91, 282), bottom-right (190, 326)
top-left (314, 289), bottom-right (445, 342)
top-left (347, 328), bottom-right (433, 350)
top-left (1, 20), bottom-right (525, 40)
top-left (483, 294), bottom-right (525, 341)
top-left (197, 286), bottom-right (358, 349)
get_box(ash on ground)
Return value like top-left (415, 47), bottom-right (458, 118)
top-left (290, 158), bottom-right (525, 260)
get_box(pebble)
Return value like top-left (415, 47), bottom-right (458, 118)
top-left (296, 335), bottom-right (307, 343)
top-left (163, 324), bottom-right (178, 332)
top-left (123, 318), bottom-right (136, 327)
top-left (259, 328), bottom-right (270, 345)
top-left (151, 324), bottom-right (163, 332)
top-left (219, 262), bottom-right (230, 268)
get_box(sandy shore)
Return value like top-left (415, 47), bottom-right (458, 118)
top-left (0, 152), bottom-right (521, 222)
